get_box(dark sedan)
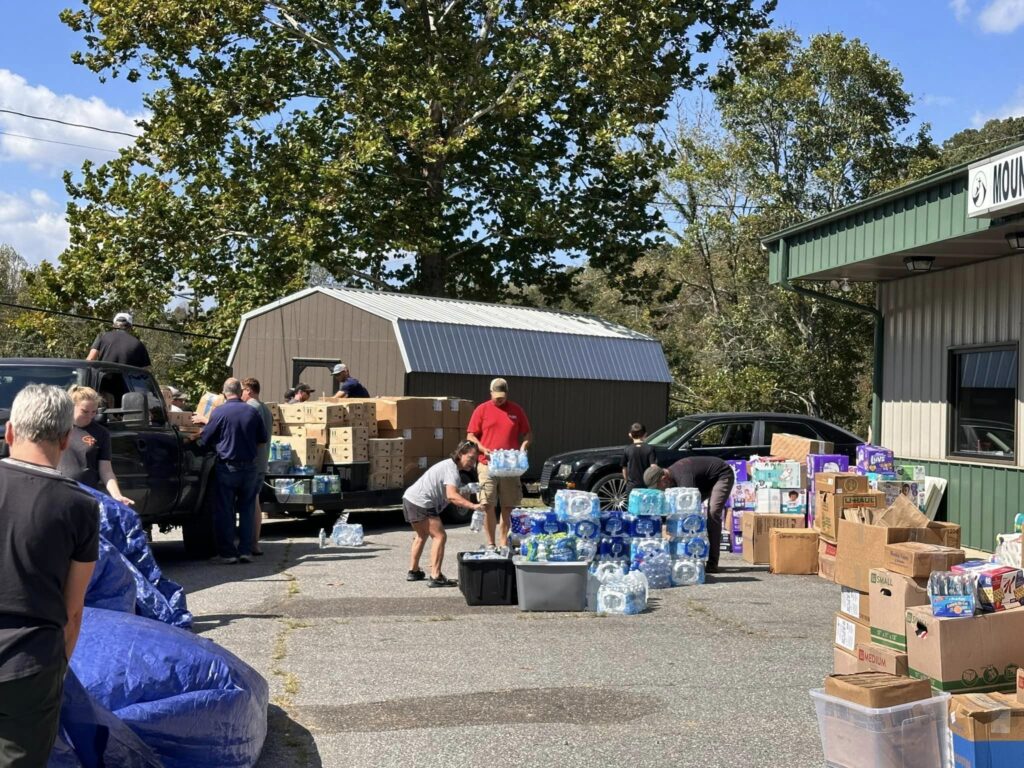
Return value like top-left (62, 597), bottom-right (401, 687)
top-left (539, 412), bottom-right (863, 511)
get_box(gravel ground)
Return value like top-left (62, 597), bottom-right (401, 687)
top-left (154, 510), bottom-right (839, 768)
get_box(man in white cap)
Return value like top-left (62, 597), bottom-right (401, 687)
top-left (86, 312), bottom-right (151, 368)
top-left (466, 378), bottom-right (532, 548)
top-left (331, 363), bottom-right (369, 399)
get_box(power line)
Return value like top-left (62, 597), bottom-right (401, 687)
top-left (0, 107), bottom-right (140, 138)
top-left (0, 300), bottom-right (224, 340)
top-left (0, 130), bottom-right (123, 154)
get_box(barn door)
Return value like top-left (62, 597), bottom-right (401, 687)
top-left (291, 357), bottom-right (336, 398)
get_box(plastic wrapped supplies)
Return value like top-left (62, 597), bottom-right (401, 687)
top-left (488, 449), bottom-right (529, 477)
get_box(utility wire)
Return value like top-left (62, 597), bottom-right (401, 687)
top-left (0, 299), bottom-right (224, 340)
top-left (0, 107), bottom-right (140, 138)
top-left (0, 130), bottom-right (123, 154)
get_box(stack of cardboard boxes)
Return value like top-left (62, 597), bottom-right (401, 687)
top-left (376, 396), bottom-right (474, 486)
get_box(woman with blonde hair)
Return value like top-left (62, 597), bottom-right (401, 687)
top-left (57, 385), bottom-right (134, 505)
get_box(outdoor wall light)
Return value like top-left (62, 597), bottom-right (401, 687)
top-left (903, 255), bottom-right (935, 273)
top-left (1006, 232), bottom-right (1024, 250)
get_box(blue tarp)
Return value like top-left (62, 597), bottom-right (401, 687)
top-left (85, 539), bottom-right (138, 614)
top-left (79, 486), bottom-right (192, 629)
top-left (70, 608), bottom-right (269, 768)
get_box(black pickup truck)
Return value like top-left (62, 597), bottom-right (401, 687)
top-left (0, 358), bottom-right (219, 558)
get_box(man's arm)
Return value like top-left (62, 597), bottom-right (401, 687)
top-left (63, 559), bottom-right (96, 660)
top-left (85, 349), bottom-right (99, 361)
top-left (519, 431), bottom-right (533, 453)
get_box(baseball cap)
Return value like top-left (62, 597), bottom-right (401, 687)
top-left (168, 386), bottom-right (185, 400)
top-left (643, 465), bottom-right (666, 489)
top-left (332, 363), bottom-right (348, 375)
top-left (294, 382), bottom-right (314, 393)
top-left (113, 312), bottom-right (133, 325)
top-left (489, 377), bottom-right (508, 393)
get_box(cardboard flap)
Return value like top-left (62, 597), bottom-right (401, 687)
top-left (876, 494), bottom-right (930, 529)
top-left (824, 672), bottom-right (933, 708)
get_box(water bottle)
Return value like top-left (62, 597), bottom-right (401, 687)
top-left (670, 558), bottom-right (705, 586)
top-left (517, 451), bottom-right (529, 472)
top-left (469, 508), bottom-right (485, 532)
top-left (683, 533), bottom-right (711, 560)
top-left (597, 580), bottom-right (627, 613)
top-left (665, 487), bottom-right (701, 515)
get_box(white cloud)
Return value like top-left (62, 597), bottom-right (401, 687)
top-left (978, 0), bottom-right (1024, 32)
top-left (950, 0), bottom-right (971, 21)
top-left (0, 69), bottom-right (144, 174)
top-left (971, 85), bottom-right (1024, 126)
top-left (0, 190), bottom-right (69, 266)
top-left (921, 94), bottom-right (955, 108)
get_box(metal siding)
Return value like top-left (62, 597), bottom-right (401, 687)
top-left (772, 172), bottom-right (1004, 282)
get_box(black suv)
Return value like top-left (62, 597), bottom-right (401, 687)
top-left (540, 412), bottom-right (863, 511)
top-left (0, 358), bottom-right (218, 557)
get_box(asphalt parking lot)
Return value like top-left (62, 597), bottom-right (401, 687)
top-left (155, 511), bottom-right (838, 768)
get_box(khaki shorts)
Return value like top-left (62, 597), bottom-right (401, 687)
top-left (478, 462), bottom-right (523, 509)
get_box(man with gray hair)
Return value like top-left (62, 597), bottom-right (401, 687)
top-left (86, 311), bottom-right (151, 368)
top-left (197, 377), bottom-right (268, 563)
top-left (0, 385), bottom-right (99, 764)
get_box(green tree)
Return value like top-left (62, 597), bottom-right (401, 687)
top-left (29, 0), bottom-right (775, 390)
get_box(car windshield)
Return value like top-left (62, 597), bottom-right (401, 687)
top-left (0, 365), bottom-right (82, 413)
top-left (646, 417), bottom-right (702, 448)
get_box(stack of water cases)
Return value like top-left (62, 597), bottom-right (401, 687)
top-left (516, 490), bottom-right (600, 562)
top-left (665, 487), bottom-right (707, 586)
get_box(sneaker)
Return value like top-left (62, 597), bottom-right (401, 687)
top-left (218, 556), bottom-right (238, 565)
top-left (238, 555), bottom-right (253, 563)
top-left (428, 574), bottom-right (457, 588)
top-left (406, 569), bottom-right (426, 582)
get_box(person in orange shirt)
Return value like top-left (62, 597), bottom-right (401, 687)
top-left (465, 378), bottom-right (532, 548)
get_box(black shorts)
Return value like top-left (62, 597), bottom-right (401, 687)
top-left (403, 499), bottom-right (439, 524)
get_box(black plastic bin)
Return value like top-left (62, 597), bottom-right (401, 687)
top-left (457, 552), bottom-right (518, 606)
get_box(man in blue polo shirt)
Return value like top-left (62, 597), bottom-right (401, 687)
top-left (199, 378), bottom-right (268, 563)
top-left (331, 363), bottom-right (370, 399)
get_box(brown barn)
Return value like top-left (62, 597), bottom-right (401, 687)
top-left (227, 287), bottom-right (671, 476)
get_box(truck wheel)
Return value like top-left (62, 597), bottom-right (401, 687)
top-left (182, 494), bottom-right (217, 560)
top-left (592, 474), bottom-right (630, 513)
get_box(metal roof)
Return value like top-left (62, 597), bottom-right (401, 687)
top-left (227, 287), bottom-right (672, 383)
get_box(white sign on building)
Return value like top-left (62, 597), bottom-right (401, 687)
top-left (968, 145), bottom-right (1024, 218)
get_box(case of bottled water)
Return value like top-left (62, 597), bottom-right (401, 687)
top-left (487, 449), bottom-right (529, 477)
top-left (510, 508), bottom-right (538, 537)
top-left (530, 511), bottom-right (568, 536)
top-left (596, 571), bottom-right (649, 614)
top-left (670, 557), bottom-right (705, 586)
top-left (600, 511), bottom-right (629, 536)
top-left (665, 487), bottom-right (702, 515)
top-left (554, 490), bottom-right (600, 520)
top-left (319, 519), bottom-right (364, 548)
top-left (627, 488), bottom-right (665, 516)
top-left (638, 551), bottom-right (672, 589)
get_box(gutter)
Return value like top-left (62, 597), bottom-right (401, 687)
top-left (777, 238), bottom-right (883, 443)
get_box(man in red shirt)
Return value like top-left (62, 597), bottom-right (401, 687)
top-left (466, 378), bottom-right (532, 547)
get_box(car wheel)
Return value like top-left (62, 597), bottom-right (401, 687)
top-left (592, 474), bottom-right (629, 512)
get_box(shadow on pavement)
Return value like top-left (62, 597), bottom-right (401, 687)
top-left (256, 705), bottom-right (322, 768)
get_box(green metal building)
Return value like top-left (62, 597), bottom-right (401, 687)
top-left (763, 142), bottom-right (1024, 551)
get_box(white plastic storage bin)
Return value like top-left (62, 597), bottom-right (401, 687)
top-left (809, 689), bottom-right (950, 768)
top-left (513, 560), bottom-right (588, 612)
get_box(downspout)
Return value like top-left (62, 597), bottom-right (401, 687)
top-left (777, 238), bottom-right (884, 443)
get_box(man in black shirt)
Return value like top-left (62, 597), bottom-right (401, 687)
top-left (0, 384), bottom-right (99, 765)
top-left (645, 456), bottom-right (735, 573)
top-left (621, 422), bottom-right (657, 492)
top-left (86, 312), bottom-right (151, 368)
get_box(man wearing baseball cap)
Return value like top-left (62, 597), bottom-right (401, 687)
top-left (466, 378), bottom-right (532, 548)
top-left (86, 312), bottom-right (151, 368)
top-left (288, 383), bottom-right (314, 404)
top-left (331, 363), bottom-right (369, 399)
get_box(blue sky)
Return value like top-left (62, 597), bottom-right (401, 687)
top-left (1, 0), bottom-right (1023, 267)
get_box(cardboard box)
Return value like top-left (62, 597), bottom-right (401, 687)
top-left (196, 392), bottom-right (225, 420)
top-left (277, 403), bottom-right (307, 424)
top-left (442, 428), bottom-right (462, 455)
top-left (267, 402), bottom-right (283, 421)
top-left (840, 586), bottom-right (871, 622)
top-left (949, 692), bottom-right (1024, 768)
top-left (368, 471), bottom-right (391, 491)
top-left (816, 489), bottom-right (886, 542)
top-left (816, 472), bottom-right (870, 495)
top-left (731, 481), bottom-right (757, 510)
top-left (403, 456), bottom-right (431, 486)
top-left (874, 493), bottom-right (930, 529)
top-left (167, 410), bottom-right (195, 429)
top-left (367, 437), bottom-right (393, 457)
top-left (741, 513), bottom-right (807, 564)
top-left (878, 480), bottom-right (924, 511)
top-left (819, 538), bottom-right (838, 582)
top-left (906, 606), bottom-right (1024, 692)
top-left (1018, 668), bottom-right (1024, 704)
top-left (885, 542), bottom-right (966, 578)
top-left (375, 397), bottom-right (443, 430)
top-left (856, 642), bottom-right (909, 677)
top-left (326, 445), bottom-right (367, 464)
top-left (824, 672), bottom-right (932, 708)
top-left (834, 519), bottom-right (962, 593)
top-left (769, 529), bottom-right (819, 574)
top-left (769, 433), bottom-right (834, 463)
top-left (442, 398), bottom-right (475, 430)
top-left (387, 470), bottom-right (404, 489)
top-left (750, 459), bottom-right (807, 489)
top-left (834, 647), bottom-right (865, 675)
top-left (834, 613), bottom-right (872, 654)
top-left (282, 424), bottom-right (329, 444)
top-left (856, 444), bottom-right (895, 473)
top-left (370, 455), bottom-right (392, 474)
top-left (379, 427), bottom-right (444, 458)
top-left (780, 490), bottom-right (807, 517)
top-left (868, 568), bottom-right (929, 651)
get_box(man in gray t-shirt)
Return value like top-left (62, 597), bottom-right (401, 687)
top-left (242, 378), bottom-right (273, 556)
top-left (402, 444), bottom-right (483, 587)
